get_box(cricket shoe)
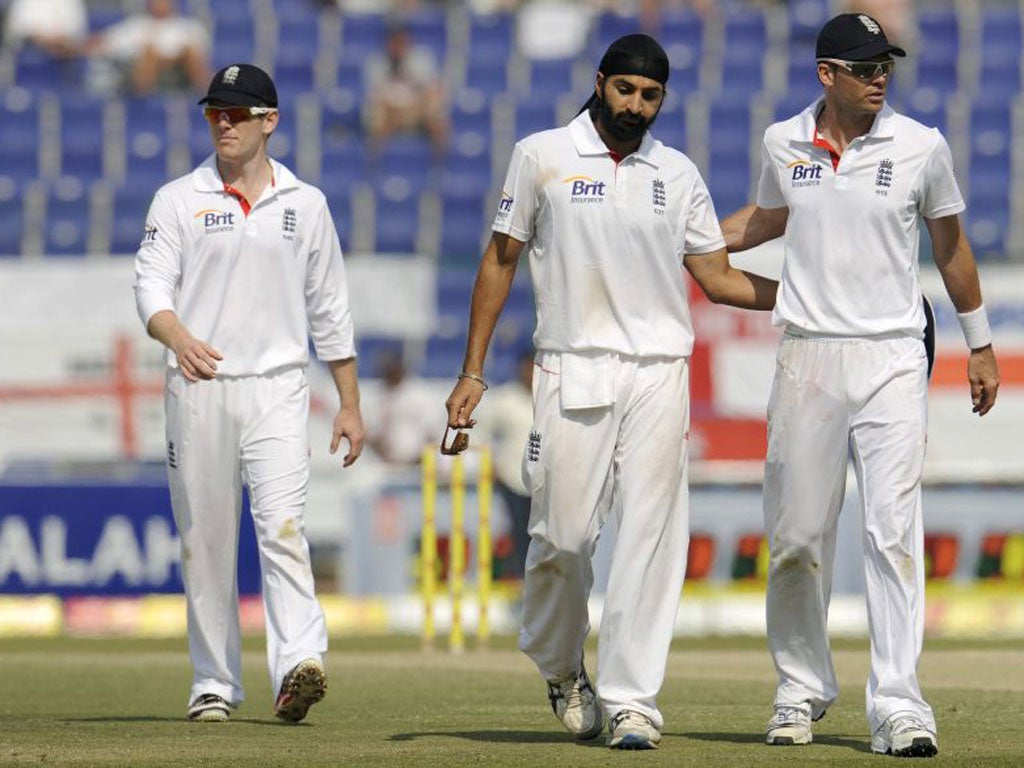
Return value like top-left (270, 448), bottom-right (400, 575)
top-left (765, 702), bottom-right (818, 745)
top-left (546, 666), bottom-right (603, 740)
top-left (871, 713), bottom-right (938, 758)
top-left (187, 693), bottom-right (231, 722)
top-left (607, 710), bottom-right (660, 750)
top-left (275, 658), bottom-right (327, 723)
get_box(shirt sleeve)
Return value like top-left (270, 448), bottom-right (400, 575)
top-left (492, 142), bottom-right (538, 242)
top-left (755, 138), bottom-right (787, 209)
top-left (133, 188), bottom-right (182, 329)
top-left (919, 132), bottom-right (966, 219)
top-left (305, 195), bottom-right (356, 361)
top-left (679, 172), bottom-right (726, 257)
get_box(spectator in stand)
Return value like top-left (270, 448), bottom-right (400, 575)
top-left (2, 0), bottom-right (87, 59)
top-left (89, 0), bottom-right (209, 97)
top-left (476, 350), bottom-right (535, 579)
top-left (363, 20), bottom-right (449, 156)
top-left (366, 351), bottom-right (437, 465)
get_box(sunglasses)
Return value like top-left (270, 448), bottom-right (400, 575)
top-left (203, 106), bottom-right (276, 125)
top-left (818, 58), bottom-right (895, 80)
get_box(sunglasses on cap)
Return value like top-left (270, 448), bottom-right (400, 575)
top-left (203, 106), bottom-right (276, 125)
top-left (818, 58), bottom-right (895, 80)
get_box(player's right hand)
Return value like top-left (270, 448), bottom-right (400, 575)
top-left (445, 378), bottom-right (484, 429)
top-left (968, 345), bottom-right (1000, 416)
top-left (174, 337), bottom-right (223, 382)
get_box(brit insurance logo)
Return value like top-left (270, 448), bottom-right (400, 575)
top-left (140, 223), bottom-right (158, 246)
top-left (787, 159), bottom-right (824, 188)
top-left (194, 208), bottom-right (235, 234)
top-left (563, 175), bottom-right (607, 204)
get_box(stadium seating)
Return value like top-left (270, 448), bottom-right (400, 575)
top-left (0, 0), bottom-right (1020, 378)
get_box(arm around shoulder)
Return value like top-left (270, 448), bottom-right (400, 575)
top-left (720, 204), bottom-right (788, 253)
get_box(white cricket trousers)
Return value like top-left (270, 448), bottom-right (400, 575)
top-left (764, 333), bottom-right (934, 734)
top-left (165, 366), bottom-right (327, 707)
top-left (518, 351), bottom-right (690, 730)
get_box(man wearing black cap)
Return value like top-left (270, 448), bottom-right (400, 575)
top-left (444, 34), bottom-right (778, 749)
top-left (722, 13), bottom-right (1000, 758)
top-left (134, 63), bottom-right (365, 724)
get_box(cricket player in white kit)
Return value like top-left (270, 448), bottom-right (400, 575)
top-left (445, 34), bottom-right (778, 749)
top-left (134, 64), bottom-right (365, 723)
top-left (722, 14), bottom-right (1000, 758)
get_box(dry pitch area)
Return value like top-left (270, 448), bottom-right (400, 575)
top-left (0, 636), bottom-right (1021, 767)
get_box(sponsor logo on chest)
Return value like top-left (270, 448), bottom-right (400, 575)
top-left (787, 159), bottom-right (824, 187)
top-left (564, 175), bottom-right (607, 204)
top-left (875, 159), bottom-right (894, 196)
top-left (194, 208), bottom-right (235, 234)
top-left (282, 207), bottom-right (297, 239)
top-left (652, 179), bottom-right (666, 214)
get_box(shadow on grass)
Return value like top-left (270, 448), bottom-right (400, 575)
top-left (389, 730), bottom-right (605, 746)
top-left (683, 731), bottom-right (871, 753)
top-left (62, 716), bottom-right (309, 727)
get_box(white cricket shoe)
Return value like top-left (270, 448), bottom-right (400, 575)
top-left (607, 709), bottom-right (660, 749)
top-left (871, 713), bottom-right (938, 758)
top-left (546, 666), bottom-right (603, 740)
top-left (187, 693), bottom-right (231, 722)
top-left (275, 658), bottom-right (327, 723)
top-left (766, 702), bottom-right (814, 745)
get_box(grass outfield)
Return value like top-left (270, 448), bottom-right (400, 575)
top-left (0, 636), bottom-right (1021, 767)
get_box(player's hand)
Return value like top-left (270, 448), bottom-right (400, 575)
top-left (967, 345), bottom-right (1000, 416)
top-left (445, 377), bottom-right (485, 429)
top-left (330, 404), bottom-right (365, 467)
top-left (173, 336), bottom-right (223, 381)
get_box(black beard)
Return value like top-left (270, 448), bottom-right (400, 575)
top-left (596, 93), bottom-right (658, 142)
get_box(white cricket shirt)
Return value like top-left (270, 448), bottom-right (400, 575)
top-left (494, 111), bottom-right (725, 358)
top-left (757, 98), bottom-right (965, 338)
top-left (134, 156), bottom-right (356, 375)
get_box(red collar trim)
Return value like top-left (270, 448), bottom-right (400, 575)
top-left (812, 127), bottom-right (841, 172)
top-left (222, 168), bottom-right (276, 218)
top-left (608, 150), bottom-right (624, 165)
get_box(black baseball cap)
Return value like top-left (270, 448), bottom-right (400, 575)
top-left (580, 34), bottom-right (670, 113)
top-left (815, 13), bottom-right (906, 61)
top-left (198, 63), bottom-right (278, 107)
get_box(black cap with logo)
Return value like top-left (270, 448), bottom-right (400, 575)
top-left (815, 13), bottom-right (906, 61)
top-left (198, 63), bottom-right (278, 107)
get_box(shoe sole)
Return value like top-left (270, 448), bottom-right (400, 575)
top-left (275, 660), bottom-right (327, 723)
top-left (872, 738), bottom-right (938, 758)
top-left (609, 735), bottom-right (658, 750)
top-left (188, 708), bottom-right (229, 723)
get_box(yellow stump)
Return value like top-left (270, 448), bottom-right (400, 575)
top-left (477, 447), bottom-right (493, 647)
top-left (421, 446), bottom-right (437, 649)
top-left (450, 454), bottom-right (466, 652)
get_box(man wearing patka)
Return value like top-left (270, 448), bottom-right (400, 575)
top-left (445, 34), bottom-right (778, 748)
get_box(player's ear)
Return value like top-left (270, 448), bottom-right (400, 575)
top-left (817, 62), bottom-right (834, 88)
top-left (595, 72), bottom-right (605, 99)
top-left (262, 110), bottom-right (279, 136)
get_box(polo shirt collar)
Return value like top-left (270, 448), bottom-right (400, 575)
top-left (790, 97), bottom-right (897, 144)
top-left (568, 112), bottom-right (660, 168)
top-left (192, 155), bottom-right (301, 194)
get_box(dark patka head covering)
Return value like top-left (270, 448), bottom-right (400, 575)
top-left (580, 33), bottom-right (670, 113)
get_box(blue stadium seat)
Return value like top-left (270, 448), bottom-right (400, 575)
top-left (965, 179), bottom-right (1009, 261)
top-left (211, 27), bottom-right (256, 70)
top-left (784, 46), bottom-right (822, 107)
top-left (914, 8), bottom-right (960, 91)
top-left (319, 183), bottom-right (353, 253)
top-left (320, 139), bottom-right (368, 198)
top-left (773, 91), bottom-right (817, 123)
top-left (437, 144), bottom-right (492, 199)
top-left (512, 102), bottom-right (558, 141)
top-left (592, 11), bottom-right (642, 57)
top-left (110, 185), bottom-right (152, 255)
top-left (651, 98), bottom-right (686, 153)
top-left (42, 179), bottom-right (92, 257)
top-left (787, 0), bottom-right (830, 44)
top-left (438, 191), bottom-right (487, 263)
top-left (724, 8), bottom-right (768, 50)
top-left (0, 91), bottom-right (41, 182)
top-left (707, 156), bottom-right (751, 219)
top-left (338, 14), bottom-right (387, 66)
top-left (0, 179), bottom-right (25, 256)
top-left (373, 189), bottom-right (422, 254)
top-left (58, 96), bottom-right (107, 180)
top-left (468, 12), bottom-right (515, 66)
top-left (418, 334), bottom-right (467, 379)
top-left (403, 8), bottom-right (448, 62)
top-left (14, 47), bottom-right (85, 91)
top-left (465, 60), bottom-right (509, 94)
top-left (123, 97), bottom-right (174, 185)
top-left (268, 109), bottom-right (298, 170)
top-left (720, 55), bottom-right (765, 97)
top-left (902, 89), bottom-right (948, 134)
top-left (450, 92), bottom-right (494, 145)
top-left (525, 58), bottom-right (576, 99)
top-left (371, 136), bottom-right (435, 194)
top-left (660, 8), bottom-right (704, 47)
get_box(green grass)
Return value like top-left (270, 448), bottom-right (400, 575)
top-left (0, 635), bottom-right (1022, 766)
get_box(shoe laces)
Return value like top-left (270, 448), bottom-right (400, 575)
top-left (611, 710), bottom-right (650, 731)
top-left (890, 713), bottom-right (930, 735)
top-left (770, 704), bottom-right (810, 727)
top-left (548, 670), bottom-right (594, 709)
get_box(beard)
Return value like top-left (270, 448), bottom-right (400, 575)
top-left (595, 92), bottom-right (658, 142)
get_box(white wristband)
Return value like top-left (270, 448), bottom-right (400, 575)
top-left (957, 305), bottom-right (993, 350)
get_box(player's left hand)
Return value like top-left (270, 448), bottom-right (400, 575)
top-left (330, 405), bottom-right (365, 466)
top-left (967, 345), bottom-right (1000, 416)
top-left (445, 378), bottom-right (484, 429)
